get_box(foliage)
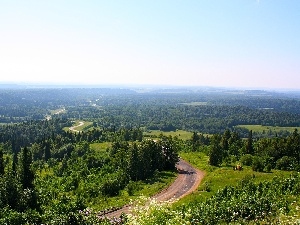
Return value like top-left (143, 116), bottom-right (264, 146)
top-left (2, 88), bottom-right (300, 223)
top-left (208, 135), bottom-right (223, 166)
top-left (2, 88), bottom-right (300, 135)
top-left (240, 154), bottom-right (253, 166)
top-left (276, 156), bottom-right (296, 171)
top-left (125, 174), bottom-right (300, 224)
top-left (252, 156), bottom-right (264, 172)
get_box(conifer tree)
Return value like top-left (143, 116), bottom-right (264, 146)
top-left (0, 147), bottom-right (4, 176)
top-left (209, 134), bottom-right (223, 166)
top-left (246, 130), bottom-right (254, 155)
top-left (20, 147), bottom-right (34, 189)
top-left (44, 140), bottom-right (51, 161)
top-left (12, 152), bottom-right (17, 174)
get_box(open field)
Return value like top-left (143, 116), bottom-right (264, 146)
top-left (177, 151), bottom-right (293, 205)
top-left (90, 142), bottom-right (112, 152)
top-left (144, 130), bottom-right (193, 140)
top-left (180, 101), bottom-right (208, 106)
top-left (236, 124), bottom-right (300, 133)
top-left (49, 108), bottom-right (66, 115)
top-left (63, 120), bottom-right (93, 132)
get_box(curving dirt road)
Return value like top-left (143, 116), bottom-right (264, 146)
top-left (105, 159), bottom-right (205, 218)
top-left (69, 121), bottom-right (84, 132)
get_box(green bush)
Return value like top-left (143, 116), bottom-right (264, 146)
top-left (252, 156), bottom-right (264, 172)
top-left (276, 156), bottom-right (296, 171)
top-left (240, 154), bottom-right (253, 166)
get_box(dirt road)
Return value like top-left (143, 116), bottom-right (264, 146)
top-left (105, 159), bottom-right (205, 218)
top-left (69, 121), bottom-right (84, 132)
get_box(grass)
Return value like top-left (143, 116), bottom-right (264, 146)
top-left (176, 151), bottom-right (294, 205)
top-left (89, 142), bottom-right (178, 210)
top-left (90, 142), bottom-right (111, 152)
top-left (89, 170), bottom-right (177, 211)
top-left (144, 130), bottom-right (193, 141)
top-left (180, 102), bottom-right (208, 106)
top-left (49, 108), bottom-right (66, 115)
top-left (63, 120), bottom-right (94, 132)
top-left (236, 124), bottom-right (300, 133)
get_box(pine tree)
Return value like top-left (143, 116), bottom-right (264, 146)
top-left (44, 140), bottom-right (51, 161)
top-left (20, 147), bottom-right (34, 189)
top-left (209, 134), bottom-right (223, 166)
top-left (0, 147), bottom-right (4, 176)
top-left (160, 136), bottom-right (179, 170)
top-left (128, 143), bottom-right (140, 180)
top-left (221, 129), bottom-right (231, 159)
top-left (12, 152), bottom-right (18, 174)
top-left (191, 132), bottom-right (200, 151)
top-left (246, 130), bottom-right (254, 155)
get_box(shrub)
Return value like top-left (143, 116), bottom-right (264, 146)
top-left (240, 154), bottom-right (253, 166)
top-left (265, 163), bottom-right (272, 172)
top-left (252, 156), bottom-right (264, 172)
top-left (276, 156), bottom-right (296, 171)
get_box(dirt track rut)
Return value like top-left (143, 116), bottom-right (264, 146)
top-left (105, 159), bottom-right (205, 218)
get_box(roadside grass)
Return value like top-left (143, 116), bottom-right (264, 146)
top-left (89, 170), bottom-right (177, 211)
top-left (236, 124), bottom-right (300, 133)
top-left (144, 130), bottom-right (193, 140)
top-left (176, 151), bottom-right (294, 206)
top-left (89, 142), bottom-right (178, 210)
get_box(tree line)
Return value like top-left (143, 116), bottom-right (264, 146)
top-left (0, 120), bottom-right (179, 224)
top-left (189, 128), bottom-right (300, 172)
top-left (2, 88), bottom-right (300, 136)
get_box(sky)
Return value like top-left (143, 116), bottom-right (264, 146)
top-left (0, 0), bottom-right (299, 89)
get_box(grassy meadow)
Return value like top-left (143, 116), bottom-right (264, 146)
top-left (144, 129), bottom-right (193, 140)
top-left (90, 142), bottom-right (112, 152)
top-left (177, 151), bottom-right (294, 206)
top-left (49, 108), bottom-right (66, 115)
top-left (236, 124), bottom-right (300, 133)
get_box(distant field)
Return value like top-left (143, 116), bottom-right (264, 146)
top-left (180, 101), bottom-right (208, 106)
top-left (144, 130), bottom-right (193, 140)
top-left (90, 142), bottom-right (111, 152)
top-left (63, 120), bottom-right (93, 132)
top-left (236, 124), bottom-right (300, 133)
top-left (49, 108), bottom-right (66, 115)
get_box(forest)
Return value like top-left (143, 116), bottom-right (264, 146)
top-left (1, 87), bottom-right (300, 224)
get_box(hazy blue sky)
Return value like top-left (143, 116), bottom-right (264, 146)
top-left (0, 0), bottom-right (299, 89)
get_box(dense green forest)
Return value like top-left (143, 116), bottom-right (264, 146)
top-left (1, 88), bottom-right (300, 135)
top-left (1, 87), bottom-right (300, 224)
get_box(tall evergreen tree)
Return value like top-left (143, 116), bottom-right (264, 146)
top-left (128, 143), bottom-right (140, 180)
top-left (191, 132), bottom-right (200, 151)
top-left (209, 134), bottom-right (223, 166)
top-left (12, 152), bottom-right (18, 174)
top-left (0, 147), bottom-right (4, 176)
top-left (20, 147), bottom-right (34, 189)
top-left (44, 140), bottom-right (51, 161)
top-left (221, 129), bottom-right (231, 159)
top-left (160, 136), bottom-right (179, 170)
top-left (246, 130), bottom-right (254, 155)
